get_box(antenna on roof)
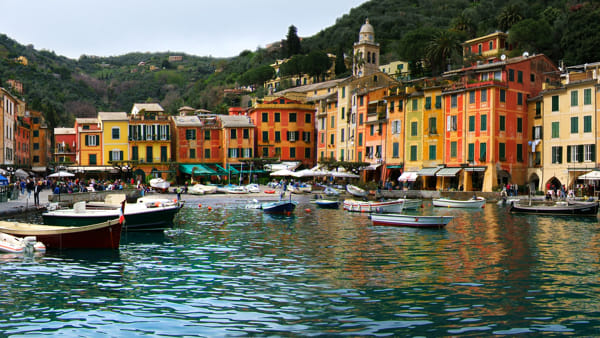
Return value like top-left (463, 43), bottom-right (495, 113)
top-left (523, 51), bottom-right (529, 58)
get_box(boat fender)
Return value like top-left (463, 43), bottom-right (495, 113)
top-left (208, 206), bottom-right (212, 211)
top-left (198, 204), bottom-right (202, 208)
top-left (305, 208), bottom-right (311, 213)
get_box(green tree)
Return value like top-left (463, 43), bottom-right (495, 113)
top-left (284, 25), bottom-right (302, 58)
top-left (303, 50), bottom-right (331, 79)
top-left (560, 3), bottom-right (600, 65)
top-left (508, 18), bottom-right (553, 55)
top-left (334, 45), bottom-right (347, 76)
top-left (426, 30), bottom-right (462, 76)
top-left (398, 28), bottom-right (437, 77)
top-left (497, 3), bottom-right (523, 32)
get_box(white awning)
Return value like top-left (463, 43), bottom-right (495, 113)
top-left (463, 166), bottom-right (487, 172)
top-left (363, 163), bottom-right (381, 171)
top-left (437, 167), bottom-right (463, 177)
top-left (417, 167), bottom-right (442, 176)
top-left (398, 171), bottom-right (418, 182)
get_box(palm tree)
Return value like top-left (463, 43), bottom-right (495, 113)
top-left (426, 30), bottom-right (461, 76)
top-left (497, 4), bottom-right (523, 32)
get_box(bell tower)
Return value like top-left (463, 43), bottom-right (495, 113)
top-left (353, 19), bottom-right (380, 77)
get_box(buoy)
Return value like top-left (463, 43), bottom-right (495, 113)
top-left (208, 206), bottom-right (212, 211)
top-left (286, 211), bottom-right (291, 216)
top-left (155, 201), bottom-right (161, 207)
top-left (198, 204), bottom-right (202, 208)
top-left (305, 208), bottom-right (311, 213)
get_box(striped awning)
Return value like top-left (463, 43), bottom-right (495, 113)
top-left (437, 167), bottom-right (463, 177)
top-left (463, 166), bottom-right (487, 172)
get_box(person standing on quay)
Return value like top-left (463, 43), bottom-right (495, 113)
top-left (34, 180), bottom-right (42, 206)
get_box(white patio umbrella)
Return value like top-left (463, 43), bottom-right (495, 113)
top-left (15, 169), bottom-right (29, 178)
top-left (294, 169), bottom-right (327, 177)
top-left (328, 171), bottom-right (360, 179)
top-left (578, 171), bottom-right (600, 180)
top-left (48, 171), bottom-right (75, 178)
top-left (269, 169), bottom-right (296, 177)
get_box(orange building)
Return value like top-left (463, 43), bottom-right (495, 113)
top-left (249, 96), bottom-right (316, 167)
top-left (75, 117), bottom-right (103, 166)
top-left (28, 110), bottom-right (52, 175)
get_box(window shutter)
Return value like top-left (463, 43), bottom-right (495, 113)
top-left (120, 150), bottom-right (124, 160)
top-left (85, 136), bottom-right (89, 146)
top-left (567, 146), bottom-right (571, 163)
top-left (109, 151), bottom-right (113, 161)
top-left (578, 145), bottom-right (584, 162)
top-left (592, 145), bottom-right (596, 161)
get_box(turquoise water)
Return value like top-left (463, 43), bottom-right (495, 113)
top-left (1, 197), bottom-right (600, 336)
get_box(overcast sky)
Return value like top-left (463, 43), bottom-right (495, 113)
top-left (1, 0), bottom-right (367, 59)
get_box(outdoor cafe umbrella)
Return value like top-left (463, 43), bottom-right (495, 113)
top-left (270, 169), bottom-right (297, 177)
top-left (48, 171), bottom-right (75, 178)
top-left (15, 169), bottom-right (29, 179)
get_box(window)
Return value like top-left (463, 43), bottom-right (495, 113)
top-left (109, 149), bottom-right (122, 161)
top-left (517, 92), bottom-right (523, 105)
top-left (451, 141), bottom-right (457, 158)
top-left (33, 143), bottom-right (39, 150)
top-left (469, 116), bottom-right (475, 132)
top-left (535, 102), bottom-right (541, 117)
top-left (205, 130), bottom-right (210, 140)
top-left (412, 99), bottom-right (418, 111)
top-left (571, 116), bottom-right (579, 133)
top-left (451, 94), bottom-right (457, 108)
top-left (508, 69), bottom-right (514, 81)
top-left (112, 127), bottom-right (120, 139)
top-left (429, 145), bottom-right (436, 160)
top-left (33, 155), bottom-right (39, 163)
top-left (533, 126), bottom-right (542, 139)
top-left (290, 147), bottom-right (296, 158)
top-left (547, 122), bottom-right (559, 140)
top-left (435, 95), bottom-right (441, 109)
top-left (205, 149), bottom-right (211, 159)
top-left (584, 115), bottom-right (592, 133)
top-left (305, 147), bottom-right (311, 159)
top-left (425, 97), bottom-right (431, 109)
top-left (275, 131), bottom-right (281, 142)
top-left (517, 118), bottom-right (522, 133)
top-left (571, 90), bottom-right (578, 106)
top-left (359, 96), bottom-right (364, 106)
top-left (428, 117), bottom-right (437, 134)
top-left (186, 129), bottom-right (196, 140)
top-left (341, 87), bottom-right (345, 98)
top-left (262, 147), bottom-right (269, 157)
top-left (448, 115), bottom-right (457, 131)
top-left (468, 143), bottom-right (474, 161)
top-left (341, 107), bottom-right (346, 120)
top-left (369, 125), bottom-right (374, 136)
top-left (85, 135), bottom-right (99, 146)
top-left (262, 112), bottom-right (268, 122)
top-left (552, 96), bottom-right (559, 111)
top-left (274, 113), bottom-right (280, 122)
top-left (243, 129), bottom-right (249, 139)
top-left (146, 146), bottom-right (153, 163)
top-left (392, 120), bottom-right (401, 134)
top-left (481, 89), bottom-right (487, 102)
top-left (552, 146), bottom-right (562, 163)
top-left (228, 148), bottom-right (239, 158)
top-left (287, 131), bottom-right (299, 142)
top-left (330, 116), bottom-right (335, 128)
top-left (584, 144), bottom-right (595, 162)
top-left (410, 145), bottom-right (417, 161)
top-left (410, 121), bottom-right (418, 136)
top-left (481, 114), bottom-right (487, 131)
top-left (305, 113), bottom-right (311, 123)
top-left (499, 143), bottom-right (506, 160)
top-left (189, 149), bottom-right (196, 159)
top-left (289, 113), bottom-right (297, 123)
top-left (330, 134), bottom-right (334, 145)
top-left (500, 89), bottom-right (506, 103)
top-left (89, 154), bottom-right (97, 165)
top-left (517, 144), bottom-right (523, 162)
top-left (469, 91), bottom-right (475, 104)
top-left (392, 142), bottom-right (399, 158)
top-left (302, 131), bottom-right (311, 143)
top-left (494, 71), bottom-right (502, 80)
top-left (33, 130), bottom-right (39, 137)
top-left (567, 145), bottom-right (583, 163)
top-left (480, 142), bottom-right (487, 161)
top-left (132, 146), bottom-right (138, 161)
top-left (230, 129), bottom-right (237, 139)
top-left (340, 149), bottom-right (345, 161)
top-left (517, 70), bottom-right (523, 83)
top-left (262, 131), bottom-right (269, 142)
top-left (584, 88), bottom-right (592, 105)
top-left (358, 133), bottom-right (363, 146)
top-left (499, 116), bottom-right (506, 131)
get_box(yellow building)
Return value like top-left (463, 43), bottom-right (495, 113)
top-left (129, 103), bottom-right (172, 180)
top-left (75, 118), bottom-right (103, 166)
top-left (98, 112), bottom-right (129, 165)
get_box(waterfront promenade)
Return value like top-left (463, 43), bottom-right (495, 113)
top-left (0, 188), bottom-right (53, 217)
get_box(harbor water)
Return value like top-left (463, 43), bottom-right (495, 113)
top-left (1, 196), bottom-right (600, 336)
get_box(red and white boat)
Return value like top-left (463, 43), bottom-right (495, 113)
top-left (0, 233), bottom-right (46, 254)
top-left (343, 198), bottom-right (422, 213)
top-left (370, 213), bottom-right (453, 228)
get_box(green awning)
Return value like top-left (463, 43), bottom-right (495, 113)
top-left (179, 164), bottom-right (216, 175)
top-left (227, 165), bottom-right (240, 174)
top-left (386, 165), bottom-right (403, 169)
top-left (213, 164), bottom-right (229, 175)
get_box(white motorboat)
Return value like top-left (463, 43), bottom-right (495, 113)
top-left (432, 196), bottom-right (486, 208)
top-left (188, 184), bottom-right (217, 195)
top-left (149, 178), bottom-right (170, 193)
top-left (245, 184), bottom-right (261, 193)
top-left (346, 184), bottom-right (368, 198)
top-left (0, 233), bottom-right (46, 254)
top-left (343, 198), bottom-right (422, 213)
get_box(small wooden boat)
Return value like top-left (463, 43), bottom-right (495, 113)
top-left (0, 233), bottom-right (45, 254)
top-left (343, 198), bottom-right (422, 213)
top-left (312, 197), bottom-right (340, 209)
top-left (261, 199), bottom-right (298, 214)
top-left (323, 186), bottom-right (341, 196)
top-left (370, 213), bottom-right (453, 228)
top-left (346, 184), bottom-right (368, 198)
top-left (509, 200), bottom-right (599, 216)
top-left (149, 178), bottom-right (170, 193)
top-left (0, 219), bottom-right (123, 249)
top-left (432, 196), bottom-right (486, 208)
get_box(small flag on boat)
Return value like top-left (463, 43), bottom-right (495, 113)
top-left (119, 200), bottom-right (126, 224)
